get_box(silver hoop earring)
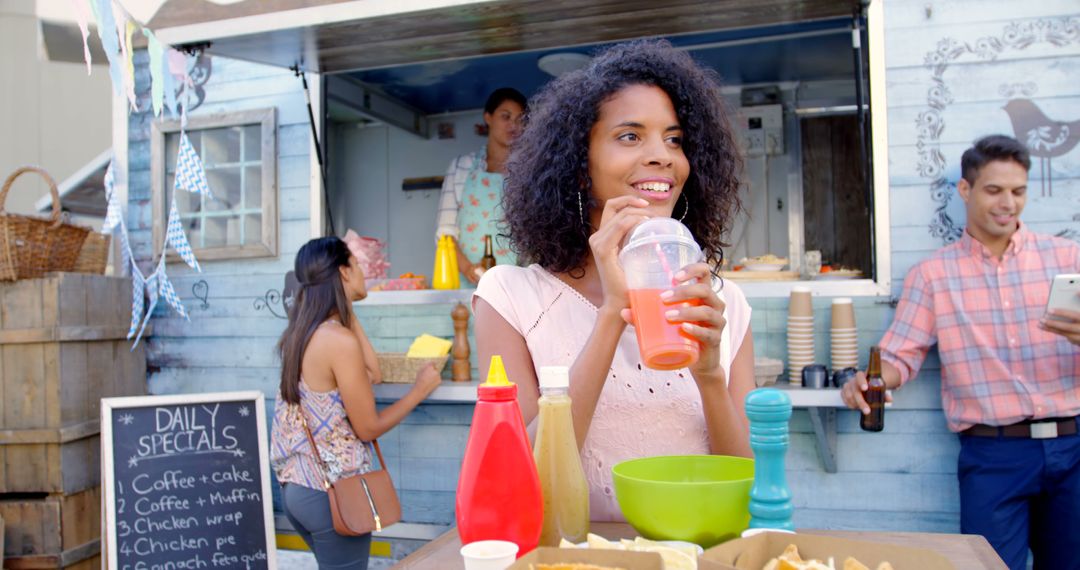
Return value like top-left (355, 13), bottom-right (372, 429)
top-left (577, 190), bottom-right (585, 227)
top-left (678, 195), bottom-right (689, 222)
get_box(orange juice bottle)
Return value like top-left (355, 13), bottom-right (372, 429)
top-left (533, 366), bottom-right (589, 545)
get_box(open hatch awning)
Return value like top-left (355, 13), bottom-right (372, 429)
top-left (35, 149), bottom-right (112, 218)
top-left (149, 0), bottom-right (857, 73)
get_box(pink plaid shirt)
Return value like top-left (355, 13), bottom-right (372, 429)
top-left (881, 224), bottom-right (1080, 432)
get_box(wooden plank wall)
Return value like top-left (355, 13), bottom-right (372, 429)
top-left (818, 0), bottom-right (1080, 533)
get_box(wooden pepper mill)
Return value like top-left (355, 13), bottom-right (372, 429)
top-left (451, 302), bottom-right (471, 382)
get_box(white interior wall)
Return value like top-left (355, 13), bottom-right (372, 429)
top-left (331, 111), bottom-right (487, 278)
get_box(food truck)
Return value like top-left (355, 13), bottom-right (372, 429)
top-left (92, 0), bottom-right (1080, 564)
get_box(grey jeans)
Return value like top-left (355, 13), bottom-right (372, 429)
top-left (282, 483), bottom-right (373, 569)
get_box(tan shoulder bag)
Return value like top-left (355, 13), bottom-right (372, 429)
top-left (300, 413), bottom-right (402, 535)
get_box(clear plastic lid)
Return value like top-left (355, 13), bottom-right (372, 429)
top-left (620, 217), bottom-right (700, 255)
top-left (538, 366), bottom-right (569, 390)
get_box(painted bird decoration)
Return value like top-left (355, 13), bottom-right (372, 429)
top-left (1002, 98), bottom-right (1080, 197)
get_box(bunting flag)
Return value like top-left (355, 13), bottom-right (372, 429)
top-left (175, 133), bottom-right (212, 196)
top-left (102, 161), bottom-right (120, 232)
top-left (126, 267), bottom-right (145, 340)
top-left (91, 0), bottom-right (126, 99)
top-left (71, 0), bottom-right (93, 74)
top-left (158, 268), bottom-right (189, 319)
top-left (166, 196), bottom-right (200, 271)
top-left (144, 29), bottom-right (165, 116)
top-left (79, 3), bottom-right (207, 347)
top-left (123, 20), bottom-right (139, 110)
top-left (162, 50), bottom-right (179, 117)
top-left (134, 262), bottom-right (162, 347)
top-left (167, 49), bottom-right (190, 125)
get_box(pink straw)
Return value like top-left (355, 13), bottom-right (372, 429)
top-left (655, 242), bottom-right (678, 287)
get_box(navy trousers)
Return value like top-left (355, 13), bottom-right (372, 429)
top-left (282, 483), bottom-right (373, 569)
top-left (958, 420), bottom-right (1080, 570)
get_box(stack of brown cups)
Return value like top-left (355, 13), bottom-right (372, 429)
top-left (830, 298), bottom-right (858, 370)
top-left (787, 286), bottom-right (814, 385)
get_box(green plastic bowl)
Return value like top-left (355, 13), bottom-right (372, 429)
top-left (612, 455), bottom-right (754, 547)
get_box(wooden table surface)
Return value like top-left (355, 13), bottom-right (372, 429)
top-left (392, 523), bottom-right (1007, 569)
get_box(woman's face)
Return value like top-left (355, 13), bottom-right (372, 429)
top-left (485, 99), bottom-right (525, 149)
top-left (340, 255), bottom-right (367, 301)
top-left (586, 84), bottom-right (690, 225)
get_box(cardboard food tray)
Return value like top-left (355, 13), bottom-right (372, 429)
top-left (702, 532), bottom-right (955, 570)
top-left (508, 547), bottom-right (664, 569)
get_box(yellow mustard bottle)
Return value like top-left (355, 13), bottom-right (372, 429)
top-left (446, 235), bottom-right (461, 289)
top-left (433, 235), bottom-right (455, 290)
top-left (533, 366), bottom-right (589, 545)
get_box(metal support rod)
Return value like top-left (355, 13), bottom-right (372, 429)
top-left (852, 7), bottom-right (874, 280)
top-left (294, 65), bottom-right (335, 236)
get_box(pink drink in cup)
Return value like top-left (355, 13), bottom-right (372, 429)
top-left (619, 218), bottom-right (704, 371)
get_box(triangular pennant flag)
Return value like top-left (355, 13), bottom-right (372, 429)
top-left (91, 0), bottom-right (126, 99)
top-left (126, 264), bottom-right (145, 340)
top-left (158, 270), bottom-right (189, 320)
top-left (161, 54), bottom-right (178, 117)
top-left (144, 29), bottom-right (165, 117)
top-left (117, 10), bottom-right (138, 110)
top-left (71, 0), bottom-right (93, 74)
top-left (174, 133), bottom-right (212, 196)
top-left (134, 265), bottom-right (161, 347)
top-left (166, 196), bottom-right (200, 271)
top-left (102, 161), bottom-right (122, 232)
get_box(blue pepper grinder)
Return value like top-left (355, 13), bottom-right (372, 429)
top-left (745, 388), bottom-right (794, 531)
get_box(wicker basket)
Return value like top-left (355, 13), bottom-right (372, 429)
top-left (0, 167), bottom-right (90, 281)
top-left (71, 231), bottom-right (111, 275)
top-left (377, 353), bottom-right (449, 384)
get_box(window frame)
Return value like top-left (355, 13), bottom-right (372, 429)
top-left (150, 107), bottom-right (278, 261)
top-left (740, 0), bottom-right (890, 298)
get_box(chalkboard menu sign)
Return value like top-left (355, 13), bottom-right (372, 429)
top-left (102, 391), bottom-right (277, 570)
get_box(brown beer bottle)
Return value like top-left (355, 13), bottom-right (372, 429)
top-left (479, 235), bottom-right (497, 272)
top-left (860, 346), bottom-right (886, 432)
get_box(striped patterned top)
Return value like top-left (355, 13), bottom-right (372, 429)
top-left (435, 148), bottom-right (485, 241)
top-left (880, 224), bottom-right (1080, 432)
top-left (270, 381), bottom-right (373, 489)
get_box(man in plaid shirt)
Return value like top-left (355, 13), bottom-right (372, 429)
top-left (842, 135), bottom-right (1080, 570)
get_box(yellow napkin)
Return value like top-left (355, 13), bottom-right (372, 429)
top-left (406, 334), bottom-right (452, 358)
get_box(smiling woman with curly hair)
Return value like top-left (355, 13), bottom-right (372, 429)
top-left (473, 39), bottom-right (756, 523)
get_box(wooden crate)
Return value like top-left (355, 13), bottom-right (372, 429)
top-left (0, 274), bottom-right (144, 494)
top-left (0, 486), bottom-right (100, 569)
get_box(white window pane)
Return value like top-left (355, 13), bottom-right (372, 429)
top-left (205, 168), bottom-right (241, 212)
top-left (202, 126), bottom-right (241, 166)
top-left (244, 214), bottom-right (261, 245)
top-left (204, 216), bottom-right (242, 248)
top-left (182, 216), bottom-right (202, 247)
top-left (243, 125), bottom-right (261, 161)
top-left (244, 166), bottom-right (262, 210)
top-left (174, 186), bottom-right (200, 213)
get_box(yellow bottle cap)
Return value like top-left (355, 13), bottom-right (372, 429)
top-left (482, 355), bottom-right (513, 387)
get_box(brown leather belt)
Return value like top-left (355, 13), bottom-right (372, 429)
top-left (962, 417), bottom-right (1078, 439)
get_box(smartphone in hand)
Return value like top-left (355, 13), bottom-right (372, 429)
top-left (1045, 274), bottom-right (1080, 321)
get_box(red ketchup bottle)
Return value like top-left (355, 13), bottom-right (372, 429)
top-left (456, 355), bottom-right (543, 557)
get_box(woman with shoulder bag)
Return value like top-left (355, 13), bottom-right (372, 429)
top-left (271, 237), bottom-right (440, 569)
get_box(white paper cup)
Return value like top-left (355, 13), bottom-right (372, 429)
top-left (461, 540), bottom-right (519, 570)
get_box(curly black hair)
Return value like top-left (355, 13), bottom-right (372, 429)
top-left (502, 39), bottom-right (743, 274)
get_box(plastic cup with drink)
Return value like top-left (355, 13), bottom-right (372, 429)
top-left (619, 218), bottom-right (705, 371)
